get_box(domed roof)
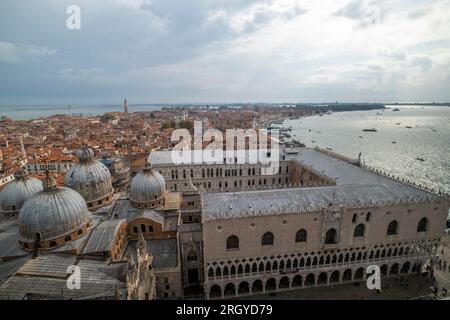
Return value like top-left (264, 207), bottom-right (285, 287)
top-left (0, 168), bottom-right (43, 214)
top-left (64, 146), bottom-right (113, 208)
top-left (18, 172), bottom-right (91, 243)
top-left (130, 162), bottom-right (166, 206)
top-left (100, 153), bottom-right (113, 169)
top-left (66, 147), bottom-right (111, 183)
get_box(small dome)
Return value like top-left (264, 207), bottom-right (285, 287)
top-left (100, 153), bottom-right (113, 169)
top-left (0, 168), bottom-right (43, 215)
top-left (18, 172), bottom-right (92, 247)
top-left (65, 146), bottom-right (114, 210)
top-left (129, 163), bottom-right (166, 208)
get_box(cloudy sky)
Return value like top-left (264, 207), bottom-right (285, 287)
top-left (1, 0), bottom-right (449, 105)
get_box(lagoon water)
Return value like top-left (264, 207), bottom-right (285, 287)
top-left (283, 105), bottom-right (450, 201)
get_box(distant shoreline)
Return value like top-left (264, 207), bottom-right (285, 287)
top-left (1, 103), bottom-right (448, 121)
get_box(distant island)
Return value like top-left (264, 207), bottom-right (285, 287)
top-left (294, 103), bottom-right (385, 113)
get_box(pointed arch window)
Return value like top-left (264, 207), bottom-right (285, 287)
top-left (262, 232), bottom-right (274, 246)
top-left (226, 235), bottom-right (239, 250)
top-left (295, 229), bottom-right (307, 242)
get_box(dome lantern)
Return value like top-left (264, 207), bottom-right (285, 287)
top-left (76, 146), bottom-right (95, 163)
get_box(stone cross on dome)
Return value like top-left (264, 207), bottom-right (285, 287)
top-left (14, 167), bottom-right (29, 181)
top-left (142, 160), bottom-right (153, 173)
top-left (42, 170), bottom-right (57, 191)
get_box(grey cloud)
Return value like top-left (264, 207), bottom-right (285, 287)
top-left (410, 55), bottom-right (433, 69)
top-left (0, 0), bottom-right (449, 104)
top-left (335, 0), bottom-right (368, 20)
top-left (0, 41), bottom-right (56, 63)
top-left (335, 0), bottom-right (383, 29)
top-left (408, 7), bottom-right (432, 19)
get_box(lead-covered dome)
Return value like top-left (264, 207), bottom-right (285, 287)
top-left (18, 172), bottom-right (92, 249)
top-left (64, 146), bottom-right (114, 210)
top-left (0, 168), bottom-right (43, 217)
top-left (130, 162), bottom-right (166, 208)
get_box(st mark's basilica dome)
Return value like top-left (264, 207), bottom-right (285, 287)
top-left (18, 172), bottom-right (92, 250)
top-left (64, 146), bottom-right (114, 210)
top-left (0, 168), bottom-right (43, 217)
top-left (129, 162), bottom-right (166, 209)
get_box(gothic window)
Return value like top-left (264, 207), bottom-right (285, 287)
top-left (354, 224), bottom-right (365, 237)
top-left (295, 229), bottom-right (307, 242)
top-left (352, 214), bottom-right (357, 223)
top-left (417, 217), bottom-right (428, 232)
top-left (366, 212), bottom-right (371, 222)
top-left (226, 235), bottom-right (239, 250)
top-left (387, 220), bottom-right (398, 235)
top-left (261, 232), bottom-right (274, 246)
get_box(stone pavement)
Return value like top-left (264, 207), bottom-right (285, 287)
top-left (237, 274), bottom-right (439, 300)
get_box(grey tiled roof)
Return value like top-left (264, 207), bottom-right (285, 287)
top-left (0, 231), bottom-right (28, 258)
top-left (82, 219), bottom-right (127, 255)
top-left (125, 238), bottom-right (178, 269)
top-left (0, 255), bottom-right (30, 287)
top-left (202, 148), bottom-right (438, 220)
top-left (0, 257), bottom-right (125, 300)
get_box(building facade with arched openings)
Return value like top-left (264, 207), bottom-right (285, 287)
top-left (202, 198), bottom-right (445, 299)
top-left (197, 148), bottom-right (449, 299)
top-left (149, 147), bottom-right (449, 299)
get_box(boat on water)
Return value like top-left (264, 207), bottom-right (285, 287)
top-left (359, 136), bottom-right (363, 139)
top-left (362, 128), bottom-right (378, 132)
top-left (392, 141), bottom-right (397, 144)
top-left (395, 123), bottom-right (401, 125)
top-left (416, 157), bottom-right (425, 162)
top-left (393, 108), bottom-right (400, 111)
top-left (405, 126), bottom-right (412, 129)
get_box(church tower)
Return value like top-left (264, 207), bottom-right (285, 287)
top-left (123, 98), bottom-right (129, 114)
